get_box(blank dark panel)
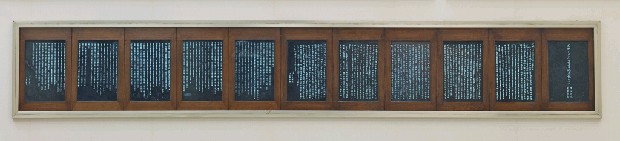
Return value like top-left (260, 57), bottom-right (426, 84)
top-left (234, 40), bottom-right (275, 101)
top-left (182, 40), bottom-right (223, 101)
top-left (338, 40), bottom-right (379, 101)
top-left (391, 41), bottom-right (431, 101)
top-left (77, 41), bottom-right (118, 101)
top-left (495, 41), bottom-right (536, 102)
top-left (548, 41), bottom-right (589, 102)
top-left (130, 40), bottom-right (171, 101)
top-left (24, 40), bottom-right (66, 102)
top-left (287, 40), bottom-right (327, 101)
top-left (443, 41), bottom-right (483, 102)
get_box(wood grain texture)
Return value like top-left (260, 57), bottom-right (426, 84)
top-left (541, 28), bottom-right (594, 111)
top-left (123, 28), bottom-right (177, 110)
top-left (489, 28), bottom-right (543, 111)
top-left (332, 28), bottom-right (385, 110)
top-left (227, 28), bottom-right (281, 110)
top-left (17, 27), bottom-right (594, 112)
top-left (437, 29), bottom-right (490, 111)
top-left (71, 28), bottom-right (124, 111)
top-left (384, 28), bottom-right (437, 111)
top-left (19, 28), bottom-right (72, 111)
top-left (176, 28), bottom-right (228, 110)
top-left (280, 28), bottom-right (334, 110)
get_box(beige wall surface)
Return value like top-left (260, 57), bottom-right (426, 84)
top-left (1, 0), bottom-right (618, 141)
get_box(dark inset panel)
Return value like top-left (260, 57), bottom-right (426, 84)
top-left (338, 40), bottom-right (379, 101)
top-left (130, 40), bottom-right (171, 101)
top-left (495, 41), bottom-right (536, 102)
top-left (24, 40), bottom-right (66, 102)
top-left (77, 41), bottom-right (118, 101)
top-left (182, 40), bottom-right (223, 101)
top-left (548, 41), bottom-right (589, 102)
top-left (234, 40), bottom-right (275, 101)
top-left (391, 41), bottom-right (431, 101)
top-left (443, 41), bottom-right (483, 102)
top-left (287, 40), bottom-right (327, 101)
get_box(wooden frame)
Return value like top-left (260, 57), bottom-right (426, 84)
top-left (70, 28), bottom-right (124, 111)
top-left (15, 22), bottom-right (599, 116)
top-left (123, 28), bottom-right (178, 110)
top-left (176, 28), bottom-right (229, 110)
top-left (19, 28), bottom-right (72, 111)
top-left (332, 28), bottom-right (386, 110)
top-left (227, 28), bottom-right (281, 110)
top-left (437, 29), bottom-right (490, 111)
top-left (489, 29), bottom-right (543, 111)
top-left (542, 28), bottom-right (594, 111)
top-left (280, 28), bottom-right (334, 110)
top-left (14, 21), bottom-right (602, 118)
top-left (384, 28), bottom-right (437, 111)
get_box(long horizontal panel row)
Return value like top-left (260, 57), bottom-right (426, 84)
top-left (19, 28), bottom-right (593, 111)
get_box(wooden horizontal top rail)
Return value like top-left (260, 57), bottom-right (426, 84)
top-left (13, 20), bottom-right (600, 28)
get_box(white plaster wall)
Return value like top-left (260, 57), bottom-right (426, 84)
top-left (0, 0), bottom-right (618, 141)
